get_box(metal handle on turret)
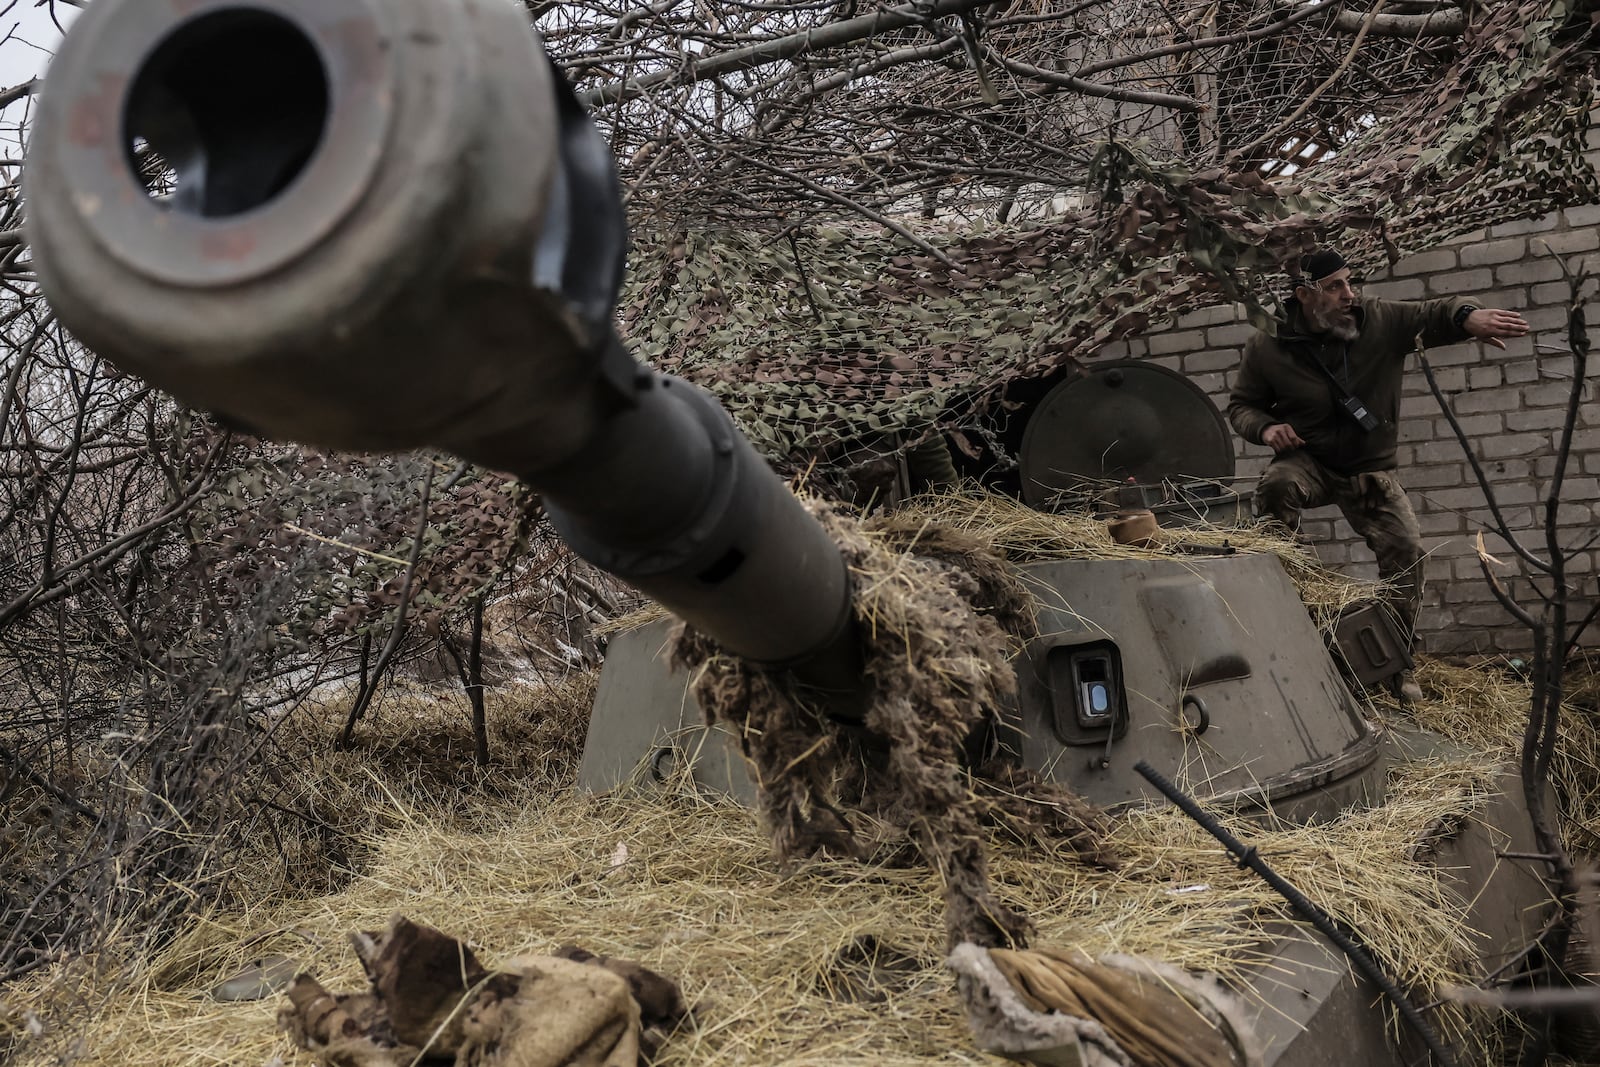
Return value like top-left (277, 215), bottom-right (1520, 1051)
top-left (25, 0), bottom-right (861, 696)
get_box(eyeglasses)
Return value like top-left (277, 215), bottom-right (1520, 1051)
top-left (1305, 276), bottom-right (1362, 298)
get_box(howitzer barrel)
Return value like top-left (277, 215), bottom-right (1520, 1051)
top-left (25, 0), bottom-right (859, 685)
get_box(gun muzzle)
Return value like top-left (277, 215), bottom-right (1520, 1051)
top-left (26, 0), bottom-right (860, 688)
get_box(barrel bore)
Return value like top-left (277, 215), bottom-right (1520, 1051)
top-left (124, 10), bottom-right (331, 217)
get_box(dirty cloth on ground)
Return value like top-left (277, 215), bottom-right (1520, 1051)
top-left (279, 915), bottom-right (682, 1067)
top-left (949, 942), bottom-right (1261, 1067)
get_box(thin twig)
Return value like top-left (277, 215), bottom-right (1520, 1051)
top-left (1230, 0), bottom-right (1389, 160)
top-left (338, 467), bottom-right (436, 748)
top-left (1416, 342), bottom-right (1550, 574)
top-left (282, 523), bottom-right (411, 568)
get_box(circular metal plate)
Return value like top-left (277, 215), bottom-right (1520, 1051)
top-left (1019, 360), bottom-right (1235, 507)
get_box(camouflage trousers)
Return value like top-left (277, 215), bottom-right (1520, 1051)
top-left (1253, 450), bottom-right (1426, 647)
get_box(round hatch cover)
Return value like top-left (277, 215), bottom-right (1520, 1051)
top-left (1019, 360), bottom-right (1235, 507)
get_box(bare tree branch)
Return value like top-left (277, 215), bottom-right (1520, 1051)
top-left (1417, 342), bottom-right (1551, 574)
top-left (582, 0), bottom-right (1003, 107)
top-left (986, 50), bottom-right (1205, 111)
top-left (0, 79), bottom-right (37, 110)
top-left (1325, 4), bottom-right (1466, 37)
top-left (338, 467), bottom-right (436, 749)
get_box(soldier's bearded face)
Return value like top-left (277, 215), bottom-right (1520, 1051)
top-left (1298, 269), bottom-right (1360, 341)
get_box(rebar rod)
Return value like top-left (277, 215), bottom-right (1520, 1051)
top-left (1133, 760), bottom-right (1459, 1067)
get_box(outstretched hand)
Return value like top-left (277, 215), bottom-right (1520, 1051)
top-left (1465, 308), bottom-right (1530, 350)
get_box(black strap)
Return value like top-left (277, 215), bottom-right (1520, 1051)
top-left (1289, 340), bottom-right (1356, 400)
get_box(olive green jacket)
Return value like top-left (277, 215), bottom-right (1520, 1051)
top-left (1226, 296), bottom-right (1473, 475)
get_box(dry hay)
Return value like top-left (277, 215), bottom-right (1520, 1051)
top-left (887, 489), bottom-right (1385, 637)
top-left (238, 672), bottom-right (600, 899)
top-left (672, 498), bottom-right (1111, 951)
top-left (5, 649), bottom-right (1562, 1066)
top-left (600, 487), bottom-right (1380, 644)
top-left (1399, 658), bottom-right (1600, 857)
top-left (4, 497), bottom-right (1583, 1067)
top-left (597, 606), bottom-right (669, 639)
top-left (3, 736), bottom-right (1512, 1067)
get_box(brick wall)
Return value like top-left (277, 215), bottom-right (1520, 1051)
top-left (1101, 207), bottom-right (1600, 656)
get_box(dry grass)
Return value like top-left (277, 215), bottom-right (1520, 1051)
top-left (598, 488), bottom-right (1380, 640)
top-left (888, 489), bottom-right (1384, 635)
top-left (1, 708), bottom-right (1520, 1066)
top-left (1403, 658), bottom-right (1600, 857)
top-left (5, 496), bottom-right (1592, 1067)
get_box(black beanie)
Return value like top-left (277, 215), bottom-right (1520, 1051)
top-left (1296, 248), bottom-right (1347, 284)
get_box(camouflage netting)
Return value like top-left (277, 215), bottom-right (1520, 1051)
top-left (207, 450), bottom-right (535, 639)
top-left (613, 0), bottom-right (1598, 467)
top-left (669, 500), bottom-right (1114, 950)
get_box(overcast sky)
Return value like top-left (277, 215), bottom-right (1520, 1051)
top-left (1, 3), bottom-right (73, 84)
top-left (0, 2), bottom-right (78, 154)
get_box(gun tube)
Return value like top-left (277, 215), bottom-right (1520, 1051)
top-left (25, 0), bottom-right (863, 703)
top-left (537, 344), bottom-right (860, 692)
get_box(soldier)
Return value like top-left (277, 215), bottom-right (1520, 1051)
top-left (1226, 248), bottom-right (1529, 703)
